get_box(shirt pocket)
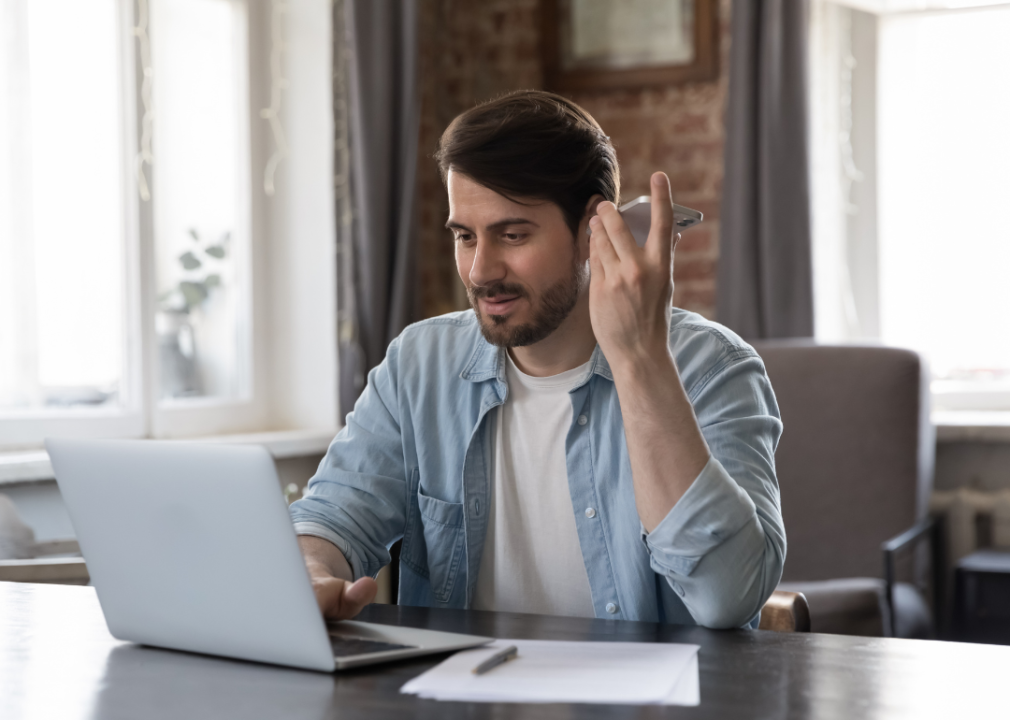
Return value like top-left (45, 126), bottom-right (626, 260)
top-left (416, 486), bottom-right (466, 604)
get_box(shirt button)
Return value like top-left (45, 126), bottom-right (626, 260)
top-left (577, 414), bottom-right (588, 426)
top-left (472, 499), bottom-right (480, 516)
top-left (673, 583), bottom-right (686, 597)
top-left (606, 602), bottom-right (619, 614)
top-left (585, 507), bottom-right (596, 519)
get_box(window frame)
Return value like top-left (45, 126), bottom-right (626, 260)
top-left (0, 0), bottom-right (146, 448)
top-left (810, 0), bottom-right (1010, 413)
top-left (0, 0), bottom-right (339, 451)
top-left (146, 0), bottom-right (269, 439)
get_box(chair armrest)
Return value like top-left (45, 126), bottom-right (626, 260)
top-left (882, 518), bottom-right (933, 555)
top-left (881, 517), bottom-right (941, 637)
top-left (758, 590), bottom-right (811, 633)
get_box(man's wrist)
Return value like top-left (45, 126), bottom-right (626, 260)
top-left (304, 557), bottom-right (334, 578)
top-left (298, 534), bottom-right (354, 582)
top-left (608, 340), bottom-right (678, 385)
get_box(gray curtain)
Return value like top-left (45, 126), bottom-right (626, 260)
top-left (717, 0), bottom-right (813, 339)
top-left (337, 0), bottom-right (420, 418)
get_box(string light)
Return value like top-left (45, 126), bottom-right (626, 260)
top-left (133, 0), bottom-right (154, 202)
top-left (837, 9), bottom-right (864, 333)
top-left (838, 11), bottom-right (864, 216)
top-left (261, 0), bottom-right (289, 196)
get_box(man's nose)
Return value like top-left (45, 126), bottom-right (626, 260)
top-left (468, 237), bottom-right (506, 288)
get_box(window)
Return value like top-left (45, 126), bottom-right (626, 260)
top-left (0, 0), bottom-right (339, 450)
top-left (810, 0), bottom-right (1010, 411)
top-left (0, 0), bottom-right (141, 446)
top-left (150, 0), bottom-right (252, 404)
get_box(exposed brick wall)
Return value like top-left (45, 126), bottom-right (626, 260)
top-left (416, 0), bottom-right (731, 320)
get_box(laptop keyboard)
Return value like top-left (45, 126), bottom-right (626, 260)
top-left (329, 636), bottom-right (417, 657)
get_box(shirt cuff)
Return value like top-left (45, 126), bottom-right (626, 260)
top-left (642, 455), bottom-right (757, 577)
top-left (294, 521), bottom-right (362, 580)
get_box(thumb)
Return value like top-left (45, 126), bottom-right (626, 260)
top-left (339, 576), bottom-right (378, 616)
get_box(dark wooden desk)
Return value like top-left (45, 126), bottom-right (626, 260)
top-left (2, 581), bottom-right (1008, 719)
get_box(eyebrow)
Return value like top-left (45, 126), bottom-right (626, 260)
top-left (444, 217), bottom-right (540, 232)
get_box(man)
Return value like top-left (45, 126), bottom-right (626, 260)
top-left (291, 90), bottom-right (784, 628)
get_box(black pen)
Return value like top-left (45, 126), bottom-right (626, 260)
top-left (471, 645), bottom-right (518, 675)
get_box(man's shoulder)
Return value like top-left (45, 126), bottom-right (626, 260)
top-left (668, 307), bottom-right (758, 360)
top-left (667, 308), bottom-right (762, 394)
top-left (389, 310), bottom-right (484, 367)
top-left (398, 309), bottom-right (480, 341)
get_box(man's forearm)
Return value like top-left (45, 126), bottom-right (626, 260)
top-left (610, 348), bottom-right (710, 532)
top-left (298, 535), bottom-right (355, 582)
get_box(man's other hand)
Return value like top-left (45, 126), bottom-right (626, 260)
top-left (308, 568), bottom-right (378, 620)
top-left (299, 535), bottom-right (377, 620)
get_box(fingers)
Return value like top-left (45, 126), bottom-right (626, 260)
top-left (341, 576), bottom-right (378, 615)
top-left (648, 172), bottom-right (674, 265)
top-left (589, 214), bottom-right (619, 272)
top-left (311, 574), bottom-right (345, 616)
top-left (596, 201), bottom-right (639, 260)
top-left (313, 574), bottom-right (378, 620)
top-left (589, 233), bottom-right (606, 281)
top-left (590, 172), bottom-right (676, 280)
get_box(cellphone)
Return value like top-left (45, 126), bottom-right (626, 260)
top-left (618, 196), bottom-right (703, 247)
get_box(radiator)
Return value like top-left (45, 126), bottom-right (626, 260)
top-left (930, 489), bottom-right (1010, 568)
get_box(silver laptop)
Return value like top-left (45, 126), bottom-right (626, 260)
top-left (46, 438), bottom-right (493, 672)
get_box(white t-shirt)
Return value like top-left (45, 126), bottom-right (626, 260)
top-left (471, 352), bottom-right (596, 618)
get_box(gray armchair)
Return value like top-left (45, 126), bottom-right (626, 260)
top-left (752, 342), bottom-right (937, 638)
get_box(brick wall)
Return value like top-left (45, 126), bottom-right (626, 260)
top-left (416, 0), bottom-right (731, 320)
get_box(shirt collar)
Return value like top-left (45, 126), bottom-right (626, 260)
top-left (459, 330), bottom-right (614, 386)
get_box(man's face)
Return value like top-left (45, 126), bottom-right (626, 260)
top-left (447, 171), bottom-right (589, 348)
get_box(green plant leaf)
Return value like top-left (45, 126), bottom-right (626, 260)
top-left (179, 251), bottom-right (202, 270)
top-left (205, 245), bottom-right (226, 259)
top-left (180, 280), bottom-right (208, 309)
top-left (188, 228), bottom-right (200, 241)
top-left (204, 273), bottom-right (221, 289)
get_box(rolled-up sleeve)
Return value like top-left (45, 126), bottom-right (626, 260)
top-left (289, 338), bottom-right (410, 580)
top-left (644, 352), bottom-right (785, 629)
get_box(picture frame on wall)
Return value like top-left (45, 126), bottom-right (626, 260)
top-left (542, 0), bottom-right (719, 92)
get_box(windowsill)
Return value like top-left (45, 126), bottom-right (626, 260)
top-left (934, 411), bottom-right (1010, 443)
top-left (6, 414), bottom-right (1005, 485)
top-left (0, 427), bottom-right (339, 488)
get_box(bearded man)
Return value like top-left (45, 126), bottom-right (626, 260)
top-left (290, 90), bottom-right (785, 629)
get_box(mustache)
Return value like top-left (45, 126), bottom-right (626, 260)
top-left (467, 282), bottom-right (530, 302)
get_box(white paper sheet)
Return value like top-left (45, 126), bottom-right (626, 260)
top-left (400, 639), bottom-right (700, 706)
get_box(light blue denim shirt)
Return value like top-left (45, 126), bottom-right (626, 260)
top-left (291, 307), bottom-right (785, 629)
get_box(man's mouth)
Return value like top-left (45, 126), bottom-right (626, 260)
top-left (479, 295), bottom-right (521, 315)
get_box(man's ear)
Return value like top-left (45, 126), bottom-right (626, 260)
top-left (583, 194), bottom-right (606, 221)
top-left (577, 194), bottom-right (606, 261)
top-left (579, 194), bottom-right (607, 242)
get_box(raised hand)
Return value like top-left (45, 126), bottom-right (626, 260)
top-left (587, 171), bottom-right (680, 371)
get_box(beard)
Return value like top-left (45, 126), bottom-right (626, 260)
top-left (468, 249), bottom-right (588, 348)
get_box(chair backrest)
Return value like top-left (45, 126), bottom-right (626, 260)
top-left (752, 342), bottom-right (934, 582)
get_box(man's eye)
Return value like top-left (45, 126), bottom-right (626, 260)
top-left (455, 233), bottom-right (473, 242)
top-left (504, 232), bottom-right (524, 241)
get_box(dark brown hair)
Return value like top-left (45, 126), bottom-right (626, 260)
top-left (435, 90), bottom-right (620, 236)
